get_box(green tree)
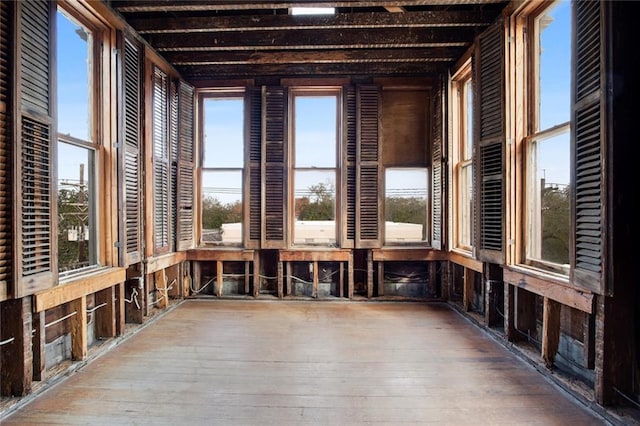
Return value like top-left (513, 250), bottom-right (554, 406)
top-left (297, 182), bottom-right (335, 220)
top-left (58, 186), bottom-right (89, 272)
top-left (541, 185), bottom-right (570, 264)
top-left (385, 196), bottom-right (427, 239)
top-left (202, 196), bottom-right (242, 230)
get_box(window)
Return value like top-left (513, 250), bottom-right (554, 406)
top-left (201, 94), bottom-right (244, 246)
top-left (523, 1), bottom-right (571, 274)
top-left (291, 91), bottom-right (338, 246)
top-left (452, 66), bottom-right (474, 251)
top-left (381, 88), bottom-right (430, 245)
top-left (56, 8), bottom-right (99, 274)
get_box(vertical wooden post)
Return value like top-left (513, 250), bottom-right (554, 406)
top-left (216, 260), bottom-right (223, 298)
top-left (115, 282), bottom-right (125, 336)
top-left (377, 261), bottom-right (384, 297)
top-left (463, 267), bottom-right (474, 311)
top-left (252, 252), bottom-right (260, 298)
top-left (244, 261), bottom-right (250, 295)
top-left (277, 258), bottom-right (283, 298)
top-left (504, 283), bottom-right (517, 342)
top-left (69, 297), bottom-right (87, 361)
top-left (541, 297), bottom-right (561, 368)
top-left (32, 310), bottom-right (45, 381)
top-left (95, 287), bottom-right (116, 339)
top-left (1, 297), bottom-right (33, 396)
top-left (583, 311), bottom-right (595, 369)
top-left (312, 261), bottom-right (318, 298)
top-left (366, 250), bottom-right (373, 299)
top-left (347, 252), bottom-right (354, 299)
top-left (154, 270), bottom-right (169, 309)
top-left (285, 262), bottom-right (292, 296)
top-left (338, 262), bottom-right (344, 298)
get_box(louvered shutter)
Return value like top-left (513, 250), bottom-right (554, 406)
top-left (262, 86), bottom-right (287, 248)
top-left (15, 0), bottom-right (56, 296)
top-left (246, 87), bottom-right (261, 248)
top-left (571, 1), bottom-right (608, 294)
top-left (473, 21), bottom-right (505, 264)
top-left (341, 86), bottom-right (356, 248)
top-left (431, 77), bottom-right (445, 250)
top-left (170, 80), bottom-right (179, 250)
top-left (176, 80), bottom-right (195, 251)
top-left (152, 66), bottom-right (170, 254)
top-left (117, 32), bottom-right (142, 266)
top-left (0, 1), bottom-right (12, 291)
top-left (356, 85), bottom-right (381, 248)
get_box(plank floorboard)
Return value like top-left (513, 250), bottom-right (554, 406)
top-left (1, 300), bottom-right (607, 425)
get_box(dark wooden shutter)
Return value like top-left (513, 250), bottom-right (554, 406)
top-left (152, 66), bottom-right (170, 254)
top-left (431, 77), bottom-right (444, 251)
top-left (0, 0), bottom-right (12, 292)
top-left (571, 1), bottom-right (608, 294)
top-left (176, 80), bottom-right (195, 251)
top-left (262, 86), bottom-right (287, 248)
top-left (169, 79), bottom-right (179, 250)
top-left (341, 86), bottom-right (356, 248)
top-left (117, 32), bottom-right (142, 266)
top-left (15, 0), bottom-right (56, 296)
top-left (473, 21), bottom-right (505, 264)
top-left (356, 85), bottom-right (381, 248)
top-left (246, 87), bottom-right (261, 248)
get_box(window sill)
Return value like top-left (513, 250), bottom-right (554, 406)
top-left (35, 266), bottom-right (126, 312)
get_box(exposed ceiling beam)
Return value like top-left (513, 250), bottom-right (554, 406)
top-left (162, 47), bottom-right (463, 65)
top-left (113, 0), bottom-right (509, 13)
top-left (148, 27), bottom-right (477, 51)
top-left (127, 10), bottom-right (497, 34)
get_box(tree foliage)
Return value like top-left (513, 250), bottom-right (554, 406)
top-left (296, 181), bottom-right (335, 220)
top-left (202, 196), bottom-right (242, 230)
top-left (541, 185), bottom-right (570, 264)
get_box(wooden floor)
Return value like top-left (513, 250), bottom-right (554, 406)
top-left (1, 300), bottom-right (607, 425)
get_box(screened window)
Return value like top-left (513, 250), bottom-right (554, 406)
top-left (201, 95), bottom-right (244, 246)
top-left (56, 9), bottom-right (99, 275)
top-left (292, 92), bottom-right (338, 246)
top-left (452, 67), bottom-right (474, 251)
top-left (524, 1), bottom-right (571, 274)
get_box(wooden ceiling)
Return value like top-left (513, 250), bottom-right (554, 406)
top-left (109, 1), bottom-right (509, 85)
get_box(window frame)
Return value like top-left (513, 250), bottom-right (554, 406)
top-left (55, 4), bottom-right (107, 278)
top-left (451, 61), bottom-right (474, 253)
top-left (198, 89), bottom-right (246, 247)
top-left (288, 87), bottom-right (341, 248)
top-left (518, 0), bottom-right (572, 276)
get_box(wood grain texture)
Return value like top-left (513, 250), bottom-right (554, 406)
top-left (1, 300), bottom-right (606, 425)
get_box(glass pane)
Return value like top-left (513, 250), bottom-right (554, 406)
top-left (294, 96), bottom-right (336, 168)
top-left (528, 131), bottom-right (570, 267)
top-left (538, 1), bottom-right (571, 130)
top-left (202, 171), bottom-right (243, 244)
top-left (58, 142), bottom-right (96, 273)
top-left (458, 163), bottom-right (473, 247)
top-left (203, 98), bottom-right (244, 168)
top-left (385, 169), bottom-right (428, 243)
top-left (57, 11), bottom-right (92, 141)
top-left (464, 79), bottom-right (474, 158)
top-left (294, 170), bottom-right (336, 245)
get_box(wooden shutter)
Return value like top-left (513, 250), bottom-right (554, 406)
top-left (176, 80), bottom-right (195, 251)
top-left (431, 77), bottom-right (445, 251)
top-left (341, 86), bottom-right (356, 248)
top-left (0, 0), bottom-right (12, 293)
top-left (262, 86), bottom-right (287, 248)
top-left (356, 85), bottom-right (381, 248)
top-left (571, 1), bottom-right (608, 294)
top-left (14, 0), bottom-right (56, 296)
top-left (473, 21), bottom-right (505, 264)
top-left (117, 32), bottom-right (142, 266)
top-left (170, 79), bottom-right (179, 249)
top-left (245, 87), bottom-right (261, 248)
top-left (152, 66), bottom-right (170, 254)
